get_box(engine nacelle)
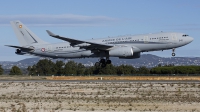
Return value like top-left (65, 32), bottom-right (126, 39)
top-left (119, 52), bottom-right (140, 59)
top-left (15, 49), bottom-right (26, 55)
top-left (109, 47), bottom-right (133, 57)
top-left (15, 49), bottom-right (21, 54)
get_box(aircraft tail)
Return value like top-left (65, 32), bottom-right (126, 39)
top-left (10, 20), bottom-right (48, 46)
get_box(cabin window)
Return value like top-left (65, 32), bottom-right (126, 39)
top-left (182, 34), bottom-right (189, 37)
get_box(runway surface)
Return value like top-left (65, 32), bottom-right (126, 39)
top-left (0, 80), bottom-right (199, 83)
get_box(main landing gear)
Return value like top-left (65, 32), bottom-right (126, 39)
top-left (95, 58), bottom-right (112, 67)
top-left (172, 48), bottom-right (176, 56)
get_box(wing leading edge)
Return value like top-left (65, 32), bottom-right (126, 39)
top-left (46, 30), bottom-right (113, 50)
top-left (5, 45), bottom-right (34, 52)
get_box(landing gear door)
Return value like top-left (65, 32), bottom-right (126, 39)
top-left (144, 36), bottom-right (149, 43)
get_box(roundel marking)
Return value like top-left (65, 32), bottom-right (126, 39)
top-left (41, 48), bottom-right (45, 52)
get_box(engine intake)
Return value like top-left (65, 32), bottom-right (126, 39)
top-left (15, 49), bottom-right (21, 54)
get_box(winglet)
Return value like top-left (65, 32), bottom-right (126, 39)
top-left (46, 30), bottom-right (59, 37)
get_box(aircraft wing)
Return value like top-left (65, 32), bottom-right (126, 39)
top-left (46, 30), bottom-right (113, 50)
top-left (5, 45), bottom-right (34, 52)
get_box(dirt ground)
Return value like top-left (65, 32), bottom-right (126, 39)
top-left (1, 75), bottom-right (200, 81)
top-left (0, 81), bottom-right (200, 112)
top-left (47, 76), bottom-right (200, 81)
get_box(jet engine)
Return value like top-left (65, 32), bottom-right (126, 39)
top-left (109, 47), bottom-right (133, 57)
top-left (15, 49), bottom-right (26, 55)
top-left (15, 49), bottom-right (21, 54)
top-left (119, 52), bottom-right (140, 59)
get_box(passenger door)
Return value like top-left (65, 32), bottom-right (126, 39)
top-left (171, 33), bottom-right (177, 40)
top-left (47, 45), bottom-right (52, 52)
top-left (171, 33), bottom-right (178, 44)
top-left (144, 36), bottom-right (149, 43)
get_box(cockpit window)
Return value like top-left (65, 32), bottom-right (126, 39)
top-left (182, 34), bottom-right (189, 37)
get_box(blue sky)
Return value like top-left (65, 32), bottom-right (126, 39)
top-left (0, 0), bottom-right (200, 61)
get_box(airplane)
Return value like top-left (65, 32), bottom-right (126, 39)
top-left (6, 20), bottom-right (193, 67)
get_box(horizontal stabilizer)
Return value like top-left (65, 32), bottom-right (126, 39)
top-left (5, 45), bottom-right (34, 51)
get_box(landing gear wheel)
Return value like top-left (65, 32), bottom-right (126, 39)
top-left (95, 62), bottom-right (100, 67)
top-left (100, 59), bottom-right (106, 67)
top-left (101, 63), bottom-right (106, 67)
top-left (100, 59), bottom-right (106, 63)
top-left (96, 58), bottom-right (111, 67)
top-left (106, 60), bottom-right (111, 64)
top-left (172, 53), bottom-right (175, 56)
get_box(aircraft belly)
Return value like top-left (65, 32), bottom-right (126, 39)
top-left (62, 52), bottom-right (82, 58)
top-left (134, 43), bottom-right (169, 51)
top-left (55, 50), bottom-right (95, 58)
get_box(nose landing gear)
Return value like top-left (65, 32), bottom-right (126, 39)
top-left (172, 48), bottom-right (175, 56)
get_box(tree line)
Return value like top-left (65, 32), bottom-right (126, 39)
top-left (26, 59), bottom-right (151, 76)
top-left (150, 65), bottom-right (200, 75)
top-left (0, 65), bottom-right (22, 75)
top-left (0, 59), bottom-right (200, 76)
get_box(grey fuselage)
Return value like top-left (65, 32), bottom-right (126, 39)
top-left (27, 32), bottom-right (193, 59)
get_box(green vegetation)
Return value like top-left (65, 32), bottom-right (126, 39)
top-left (24, 59), bottom-right (200, 76)
top-left (0, 65), bottom-right (3, 75)
top-left (26, 59), bottom-right (151, 76)
top-left (150, 65), bottom-right (200, 75)
top-left (9, 66), bottom-right (22, 75)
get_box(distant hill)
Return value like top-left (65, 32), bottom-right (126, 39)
top-left (1, 54), bottom-right (200, 69)
top-left (17, 58), bottom-right (40, 65)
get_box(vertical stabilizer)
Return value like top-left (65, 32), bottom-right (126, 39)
top-left (10, 20), bottom-right (48, 46)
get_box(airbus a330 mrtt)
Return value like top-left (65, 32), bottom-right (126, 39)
top-left (6, 21), bottom-right (193, 67)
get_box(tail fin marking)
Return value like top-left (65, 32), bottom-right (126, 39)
top-left (10, 20), bottom-right (48, 46)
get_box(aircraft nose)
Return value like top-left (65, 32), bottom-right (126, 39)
top-left (187, 37), bottom-right (194, 43)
